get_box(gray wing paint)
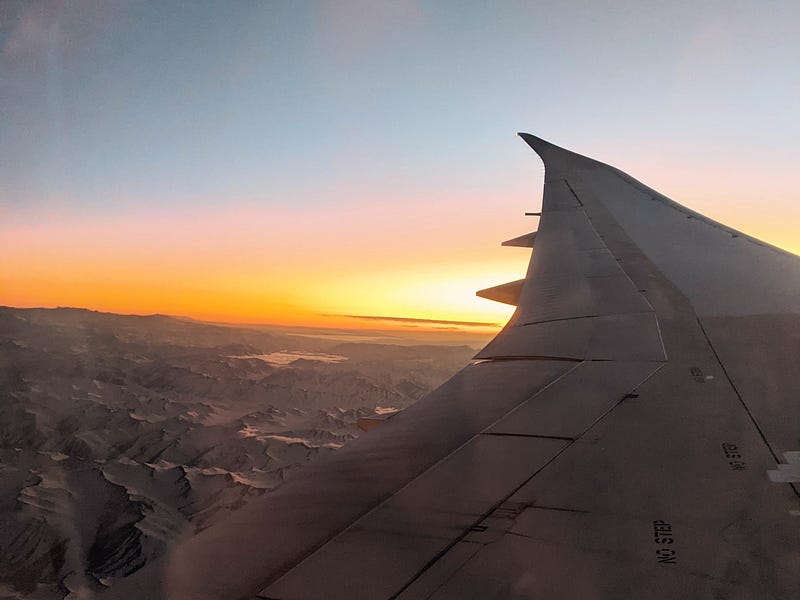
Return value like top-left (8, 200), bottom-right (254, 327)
top-left (112, 135), bottom-right (800, 600)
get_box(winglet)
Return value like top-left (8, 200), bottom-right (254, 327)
top-left (517, 132), bottom-right (556, 154)
top-left (476, 279), bottom-right (525, 306)
top-left (501, 232), bottom-right (537, 248)
top-left (517, 132), bottom-right (591, 178)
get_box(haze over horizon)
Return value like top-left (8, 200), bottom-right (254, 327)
top-left (2, 1), bottom-right (798, 329)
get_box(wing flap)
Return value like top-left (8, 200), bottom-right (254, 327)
top-left (486, 360), bottom-right (661, 438)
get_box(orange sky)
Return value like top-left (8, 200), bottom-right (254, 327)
top-left (1, 189), bottom-right (534, 332)
top-left (3, 162), bottom-right (798, 334)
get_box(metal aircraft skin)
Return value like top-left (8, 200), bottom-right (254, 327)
top-left (114, 135), bottom-right (800, 599)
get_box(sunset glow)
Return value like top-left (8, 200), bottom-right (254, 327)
top-left (2, 2), bottom-right (798, 331)
top-left (1, 193), bottom-right (529, 330)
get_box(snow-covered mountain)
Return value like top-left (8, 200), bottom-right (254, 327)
top-left (0, 307), bottom-right (480, 598)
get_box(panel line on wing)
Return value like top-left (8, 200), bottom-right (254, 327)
top-left (563, 179), bottom-right (584, 206)
top-left (696, 317), bottom-right (800, 500)
top-left (564, 177), bottom-right (657, 316)
top-left (474, 355), bottom-right (582, 363)
top-left (481, 432), bottom-right (576, 441)
top-left (515, 309), bottom-right (655, 328)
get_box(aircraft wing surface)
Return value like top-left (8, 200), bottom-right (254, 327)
top-left (114, 134), bottom-right (800, 599)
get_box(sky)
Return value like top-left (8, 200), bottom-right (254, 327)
top-left (1, 0), bottom-right (798, 331)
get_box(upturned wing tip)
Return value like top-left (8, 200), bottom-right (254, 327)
top-left (517, 131), bottom-right (550, 150)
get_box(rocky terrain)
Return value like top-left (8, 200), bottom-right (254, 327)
top-left (0, 307), bottom-right (482, 598)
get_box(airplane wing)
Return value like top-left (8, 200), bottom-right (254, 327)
top-left (114, 134), bottom-right (800, 599)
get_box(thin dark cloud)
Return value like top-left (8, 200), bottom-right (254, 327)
top-left (330, 314), bottom-right (500, 328)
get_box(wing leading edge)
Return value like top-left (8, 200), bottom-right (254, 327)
top-left (112, 135), bottom-right (799, 600)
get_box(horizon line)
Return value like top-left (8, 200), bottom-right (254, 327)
top-left (0, 305), bottom-right (502, 332)
top-left (329, 314), bottom-right (501, 328)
